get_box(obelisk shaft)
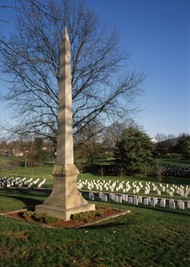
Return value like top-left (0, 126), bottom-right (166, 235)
top-left (35, 27), bottom-right (95, 220)
top-left (57, 27), bottom-right (73, 165)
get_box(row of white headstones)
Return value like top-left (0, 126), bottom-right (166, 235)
top-left (88, 192), bottom-right (190, 210)
top-left (78, 179), bottom-right (190, 210)
top-left (0, 177), bottom-right (46, 188)
top-left (78, 179), bottom-right (190, 198)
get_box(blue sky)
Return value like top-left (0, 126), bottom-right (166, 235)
top-left (0, 0), bottom-right (189, 138)
top-left (86, 0), bottom-right (190, 137)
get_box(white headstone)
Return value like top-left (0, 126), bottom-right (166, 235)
top-left (144, 198), bottom-right (149, 205)
top-left (89, 192), bottom-right (94, 201)
top-left (138, 196), bottom-right (143, 203)
top-left (160, 198), bottom-right (166, 207)
top-left (128, 197), bottom-right (133, 204)
top-left (169, 200), bottom-right (176, 209)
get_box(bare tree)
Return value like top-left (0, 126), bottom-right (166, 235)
top-left (101, 119), bottom-right (142, 148)
top-left (0, 0), bottom-right (144, 143)
top-left (101, 121), bottom-right (127, 148)
top-left (154, 133), bottom-right (176, 142)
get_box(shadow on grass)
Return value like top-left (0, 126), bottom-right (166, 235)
top-left (0, 193), bottom-right (43, 208)
top-left (77, 221), bottom-right (128, 230)
top-left (0, 188), bottom-right (51, 209)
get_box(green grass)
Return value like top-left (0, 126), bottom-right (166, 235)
top-left (0, 186), bottom-right (190, 266)
top-left (0, 192), bottom-right (189, 267)
top-left (1, 157), bottom-right (190, 265)
top-left (0, 163), bottom-right (53, 178)
top-left (0, 188), bottom-right (50, 212)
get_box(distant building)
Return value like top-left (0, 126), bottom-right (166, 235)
top-left (12, 148), bottom-right (24, 157)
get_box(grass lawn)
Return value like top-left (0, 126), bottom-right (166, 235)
top-left (0, 159), bottom-right (190, 266)
top-left (0, 163), bottom-right (53, 179)
top-left (0, 188), bottom-right (50, 212)
top-left (0, 189), bottom-right (190, 267)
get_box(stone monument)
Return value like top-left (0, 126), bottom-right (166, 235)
top-left (35, 28), bottom-right (95, 220)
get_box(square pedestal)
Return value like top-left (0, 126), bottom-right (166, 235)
top-left (35, 164), bottom-right (95, 220)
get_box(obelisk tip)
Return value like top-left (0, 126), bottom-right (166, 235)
top-left (64, 27), bottom-right (68, 37)
top-left (63, 27), bottom-right (70, 46)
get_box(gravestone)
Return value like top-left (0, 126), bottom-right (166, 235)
top-left (133, 196), bottom-right (138, 205)
top-left (150, 198), bottom-right (157, 207)
top-left (35, 28), bottom-right (95, 220)
top-left (138, 196), bottom-right (142, 203)
top-left (89, 192), bottom-right (95, 201)
top-left (177, 200), bottom-right (185, 210)
top-left (160, 198), bottom-right (166, 207)
top-left (144, 198), bottom-right (149, 205)
top-left (122, 194), bottom-right (128, 202)
top-left (118, 195), bottom-right (123, 203)
top-left (169, 199), bottom-right (176, 209)
top-left (128, 196), bottom-right (133, 204)
top-left (115, 195), bottom-right (119, 202)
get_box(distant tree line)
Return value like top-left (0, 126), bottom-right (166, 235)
top-left (74, 123), bottom-right (190, 177)
top-left (1, 122), bottom-right (189, 175)
top-left (153, 134), bottom-right (190, 160)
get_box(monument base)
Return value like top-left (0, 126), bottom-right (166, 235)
top-left (35, 164), bottom-right (95, 221)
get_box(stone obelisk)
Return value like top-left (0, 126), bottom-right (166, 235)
top-left (35, 28), bottom-right (95, 220)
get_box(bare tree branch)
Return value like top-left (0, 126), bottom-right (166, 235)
top-left (0, 0), bottom-right (144, 143)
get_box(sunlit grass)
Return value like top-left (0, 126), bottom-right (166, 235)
top-left (0, 163), bottom-right (53, 178)
top-left (0, 198), bottom-right (189, 267)
top-left (0, 163), bottom-right (190, 267)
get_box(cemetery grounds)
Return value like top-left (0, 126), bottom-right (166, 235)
top-left (0, 158), bottom-right (190, 267)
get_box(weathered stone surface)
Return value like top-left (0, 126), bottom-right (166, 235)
top-left (36, 28), bottom-right (95, 220)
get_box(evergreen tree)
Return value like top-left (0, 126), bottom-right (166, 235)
top-left (175, 134), bottom-right (190, 160)
top-left (114, 127), bottom-right (153, 175)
